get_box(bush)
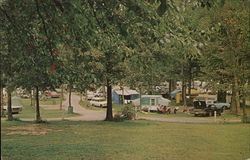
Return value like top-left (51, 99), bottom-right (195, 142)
top-left (121, 104), bottom-right (136, 120)
top-left (242, 115), bottom-right (250, 123)
top-left (113, 113), bottom-right (124, 122)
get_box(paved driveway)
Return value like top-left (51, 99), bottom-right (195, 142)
top-left (20, 93), bottom-right (106, 122)
top-left (63, 93), bottom-right (106, 121)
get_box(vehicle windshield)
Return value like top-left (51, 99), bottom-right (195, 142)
top-left (193, 101), bottom-right (207, 109)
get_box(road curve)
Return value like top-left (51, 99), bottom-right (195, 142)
top-left (20, 93), bottom-right (106, 122)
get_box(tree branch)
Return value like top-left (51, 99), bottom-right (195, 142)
top-left (35, 0), bottom-right (54, 58)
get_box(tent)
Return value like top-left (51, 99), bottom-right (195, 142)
top-left (112, 89), bottom-right (139, 104)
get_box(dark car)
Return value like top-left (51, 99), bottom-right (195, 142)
top-left (50, 91), bottom-right (60, 98)
top-left (190, 100), bottom-right (222, 117)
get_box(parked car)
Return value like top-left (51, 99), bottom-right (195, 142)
top-left (205, 100), bottom-right (230, 110)
top-left (3, 97), bottom-right (23, 114)
top-left (87, 94), bottom-right (95, 100)
top-left (89, 97), bottom-right (107, 108)
top-left (87, 93), bottom-right (104, 100)
top-left (190, 100), bottom-right (222, 117)
top-left (21, 94), bottom-right (30, 99)
top-left (50, 92), bottom-right (60, 98)
top-left (45, 91), bottom-right (61, 98)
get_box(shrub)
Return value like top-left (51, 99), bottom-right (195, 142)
top-left (242, 115), bottom-right (250, 123)
top-left (113, 113), bottom-right (124, 122)
top-left (121, 104), bottom-right (136, 120)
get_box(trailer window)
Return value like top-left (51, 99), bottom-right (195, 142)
top-left (151, 99), bottom-right (156, 106)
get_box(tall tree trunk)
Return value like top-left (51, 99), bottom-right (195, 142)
top-left (231, 83), bottom-right (236, 113)
top-left (139, 88), bottom-right (142, 111)
top-left (68, 84), bottom-right (72, 107)
top-left (234, 76), bottom-right (241, 115)
top-left (168, 79), bottom-right (172, 94)
top-left (242, 96), bottom-right (248, 123)
top-left (171, 79), bottom-right (176, 91)
top-left (67, 83), bottom-right (73, 114)
top-left (217, 90), bottom-right (227, 103)
top-left (7, 90), bottom-right (13, 121)
top-left (60, 85), bottom-right (64, 110)
top-left (188, 66), bottom-right (192, 96)
top-left (121, 86), bottom-right (125, 105)
top-left (168, 79), bottom-right (176, 97)
top-left (181, 64), bottom-right (187, 107)
top-left (105, 79), bottom-right (113, 121)
top-left (0, 84), bottom-right (4, 117)
top-left (30, 89), bottom-right (33, 107)
top-left (182, 80), bottom-right (187, 107)
top-left (35, 86), bottom-right (41, 122)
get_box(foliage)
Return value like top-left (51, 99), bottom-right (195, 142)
top-left (121, 104), bottom-right (136, 120)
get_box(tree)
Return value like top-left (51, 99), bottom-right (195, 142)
top-left (200, 1), bottom-right (250, 119)
top-left (1, 0), bottom-right (64, 122)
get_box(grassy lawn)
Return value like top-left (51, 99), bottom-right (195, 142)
top-left (138, 111), bottom-right (242, 121)
top-left (20, 97), bottom-right (62, 105)
top-left (40, 98), bottom-right (62, 105)
top-left (10, 98), bottom-right (78, 119)
top-left (1, 120), bottom-right (250, 160)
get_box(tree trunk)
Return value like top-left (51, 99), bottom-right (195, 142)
top-left (60, 85), bottom-right (64, 110)
top-left (35, 86), bottom-right (41, 122)
top-left (168, 79), bottom-right (176, 96)
top-left (168, 79), bottom-right (172, 94)
top-left (0, 84), bottom-right (4, 117)
top-left (139, 88), bottom-right (142, 111)
top-left (188, 66), bottom-right (192, 96)
top-left (182, 80), bottom-right (187, 107)
top-left (30, 89), bottom-right (33, 107)
top-left (68, 84), bottom-right (72, 107)
top-left (67, 83), bottom-right (74, 113)
top-left (242, 96), bottom-right (248, 123)
top-left (230, 82), bottom-right (236, 113)
top-left (121, 86), bottom-right (125, 105)
top-left (105, 79), bottom-right (113, 121)
top-left (171, 79), bottom-right (176, 91)
top-left (7, 90), bottom-right (13, 121)
top-left (234, 76), bottom-right (241, 115)
top-left (217, 90), bottom-right (227, 103)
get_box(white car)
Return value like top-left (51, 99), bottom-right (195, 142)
top-left (205, 100), bottom-right (230, 110)
top-left (89, 97), bottom-right (107, 108)
top-left (3, 105), bottom-right (23, 114)
top-left (3, 97), bottom-right (23, 114)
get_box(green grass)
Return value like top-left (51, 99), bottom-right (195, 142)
top-left (9, 98), bottom-right (79, 119)
top-left (1, 120), bottom-right (250, 160)
top-left (138, 111), bottom-right (242, 121)
top-left (39, 97), bottom-right (62, 105)
top-left (20, 97), bottom-right (62, 105)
